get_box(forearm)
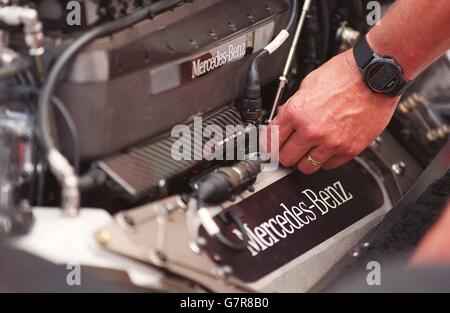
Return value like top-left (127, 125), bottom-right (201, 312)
top-left (367, 0), bottom-right (450, 80)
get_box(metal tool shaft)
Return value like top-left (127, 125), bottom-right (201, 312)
top-left (268, 0), bottom-right (313, 123)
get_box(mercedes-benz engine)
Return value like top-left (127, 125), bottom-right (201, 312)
top-left (0, 0), bottom-right (448, 292)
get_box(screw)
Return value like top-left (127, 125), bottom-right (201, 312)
top-left (155, 250), bottom-right (168, 263)
top-left (189, 241), bottom-right (202, 254)
top-left (392, 161), bottom-right (406, 176)
top-left (370, 136), bottom-right (383, 150)
top-left (96, 230), bottom-right (111, 246)
top-left (228, 21), bottom-right (237, 31)
top-left (123, 215), bottom-right (135, 227)
top-left (189, 38), bottom-right (198, 49)
top-left (197, 237), bottom-right (207, 247)
top-left (213, 254), bottom-right (223, 262)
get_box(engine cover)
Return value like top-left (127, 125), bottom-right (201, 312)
top-left (56, 0), bottom-right (292, 160)
top-left (95, 157), bottom-right (394, 292)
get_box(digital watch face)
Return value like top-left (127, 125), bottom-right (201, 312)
top-left (365, 62), bottom-right (400, 94)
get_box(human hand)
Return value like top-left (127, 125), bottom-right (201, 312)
top-left (265, 49), bottom-right (399, 174)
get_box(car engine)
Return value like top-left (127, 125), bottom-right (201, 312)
top-left (0, 0), bottom-right (448, 292)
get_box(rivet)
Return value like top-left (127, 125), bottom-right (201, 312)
top-left (96, 230), bottom-right (111, 246)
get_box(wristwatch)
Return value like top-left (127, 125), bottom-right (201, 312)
top-left (353, 35), bottom-right (411, 97)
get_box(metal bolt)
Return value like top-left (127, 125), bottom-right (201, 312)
top-left (189, 241), bottom-right (202, 254)
top-left (197, 237), bottom-right (207, 246)
top-left (228, 21), bottom-right (237, 31)
top-left (208, 30), bottom-right (217, 39)
top-left (336, 23), bottom-right (360, 50)
top-left (213, 254), bottom-right (223, 262)
top-left (123, 215), bottom-right (135, 227)
top-left (155, 250), bottom-right (168, 263)
top-left (370, 136), bottom-right (383, 150)
top-left (399, 103), bottom-right (410, 114)
top-left (392, 161), bottom-right (406, 176)
top-left (189, 38), bottom-right (198, 49)
top-left (427, 125), bottom-right (449, 142)
top-left (351, 242), bottom-right (370, 258)
top-left (96, 230), bottom-right (111, 246)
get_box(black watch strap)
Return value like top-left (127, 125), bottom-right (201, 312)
top-left (353, 35), bottom-right (411, 97)
top-left (353, 36), bottom-right (374, 70)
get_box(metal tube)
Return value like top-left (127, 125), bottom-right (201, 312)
top-left (268, 0), bottom-right (313, 123)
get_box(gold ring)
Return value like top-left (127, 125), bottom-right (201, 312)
top-left (307, 154), bottom-right (322, 167)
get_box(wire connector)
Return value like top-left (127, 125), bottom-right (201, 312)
top-left (0, 6), bottom-right (45, 56)
top-left (47, 149), bottom-right (80, 217)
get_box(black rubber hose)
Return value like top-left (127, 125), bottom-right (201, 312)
top-left (241, 0), bottom-right (299, 122)
top-left (51, 96), bottom-right (80, 173)
top-left (245, 0), bottom-right (299, 95)
top-left (286, 0), bottom-right (299, 32)
top-left (318, 0), bottom-right (330, 62)
top-left (244, 50), bottom-right (269, 100)
top-left (2, 83), bottom-right (81, 172)
top-left (196, 197), bottom-right (249, 251)
top-left (213, 211), bottom-right (250, 251)
top-left (78, 167), bottom-right (108, 190)
top-left (37, 0), bottom-right (185, 153)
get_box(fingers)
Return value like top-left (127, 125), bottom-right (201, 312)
top-left (278, 131), bottom-right (316, 167)
top-left (265, 92), bottom-right (360, 175)
top-left (262, 122), bottom-right (293, 154)
top-left (271, 101), bottom-right (294, 127)
top-left (297, 146), bottom-right (336, 175)
top-left (270, 103), bottom-right (299, 145)
top-left (261, 104), bottom-right (295, 155)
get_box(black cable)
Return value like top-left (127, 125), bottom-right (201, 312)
top-left (0, 84), bottom-right (36, 101)
top-left (78, 166), bottom-right (108, 190)
top-left (37, 0), bottom-right (185, 153)
top-left (286, 0), bottom-right (299, 32)
top-left (194, 160), bottom-right (261, 251)
top-left (196, 198), bottom-right (249, 251)
top-left (51, 96), bottom-right (80, 173)
top-left (0, 58), bottom-right (30, 81)
top-left (241, 0), bottom-right (299, 123)
top-left (36, 157), bottom-right (46, 206)
top-left (4, 56), bottom-right (130, 186)
top-left (246, 0), bottom-right (299, 91)
top-left (244, 50), bottom-right (268, 99)
top-left (318, 0), bottom-right (330, 62)
top-left (214, 211), bottom-right (250, 251)
top-left (1, 81), bottom-right (81, 172)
